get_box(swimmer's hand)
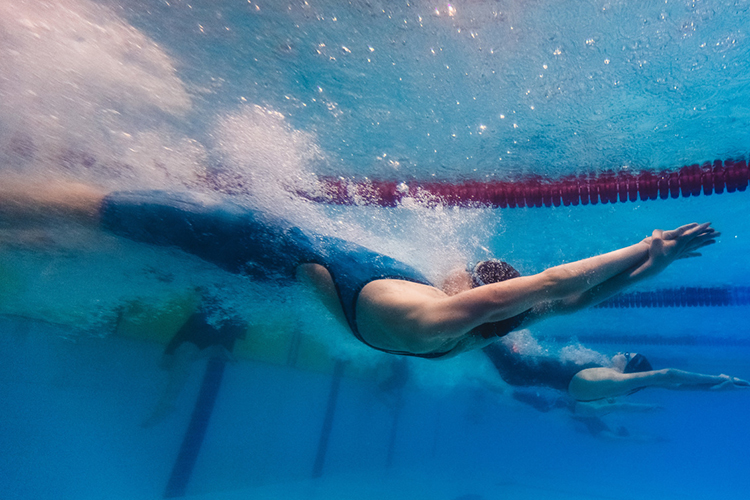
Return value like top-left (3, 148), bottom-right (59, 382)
top-left (649, 222), bottom-right (719, 265)
top-left (710, 374), bottom-right (750, 391)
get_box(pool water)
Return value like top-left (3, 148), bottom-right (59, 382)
top-left (1, 1), bottom-right (749, 499)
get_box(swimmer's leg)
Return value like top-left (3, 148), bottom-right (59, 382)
top-left (295, 263), bottom-right (349, 329)
top-left (0, 175), bottom-right (105, 225)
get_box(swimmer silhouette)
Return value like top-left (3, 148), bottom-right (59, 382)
top-left (482, 337), bottom-right (747, 442)
top-left (483, 338), bottom-right (749, 405)
top-left (0, 177), bottom-right (720, 358)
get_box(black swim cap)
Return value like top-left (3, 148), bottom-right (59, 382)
top-left (470, 259), bottom-right (521, 288)
top-left (623, 353), bottom-right (652, 374)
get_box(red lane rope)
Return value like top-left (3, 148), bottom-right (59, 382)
top-left (303, 158), bottom-right (749, 207)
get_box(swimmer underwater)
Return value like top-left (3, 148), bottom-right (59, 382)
top-left (483, 338), bottom-right (749, 404)
top-left (0, 177), bottom-right (726, 360)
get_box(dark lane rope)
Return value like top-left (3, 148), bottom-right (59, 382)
top-left (302, 158), bottom-right (748, 208)
top-left (539, 333), bottom-right (750, 348)
top-left (596, 286), bottom-right (750, 309)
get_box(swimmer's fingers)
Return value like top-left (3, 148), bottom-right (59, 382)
top-left (661, 223), bottom-right (700, 240)
top-left (710, 380), bottom-right (734, 391)
top-left (676, 231), bottom-right (718, 255)
top-left (676, 238), bottom-right (717, 259)
top-left (684, 239), bottom-right (717, 253)
top-left (710, 375), bottom-right (749, 391)
top-left (683, 222), bottom-right (712, 237)
top-left (664, 222), bottom-right (713, 241)
top-left (695, 237), bottom-right (717, 247)
top-left (682, 224), bottom-right (716, 244)
top-left (710, 375), bottom-right (736, 391)
top-left (691, 228), bottom-right (718, 242)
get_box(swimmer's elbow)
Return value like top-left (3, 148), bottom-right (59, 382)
top-left (656, 368), bottom-right (679, 386)
top-left (568, 368), bottom-right (622, 401)
top-left (537, 267), bottom-right (577, 300)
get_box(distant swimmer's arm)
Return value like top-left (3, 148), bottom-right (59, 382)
top-left (0, 175), bottom-right (106, 225)
top-left (573, 400), bottom-right (663, 417)
top-left (568, 366), bottom-right (749, 402)
top-left (653, 369), bottom-right (750, 391)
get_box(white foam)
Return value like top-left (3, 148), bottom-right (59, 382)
top-left (209, 103), bottom-right (497, 281)
top-left (559, 343), bottom-right (612, 367)
top-left (211, 104), bottom-right (323, 210)
top-left (502, 330), bottom-right (613, 367)
top-left (501, 329), bottom-right (548, 356)
top-left (0, 0), bottom-right (200, 188)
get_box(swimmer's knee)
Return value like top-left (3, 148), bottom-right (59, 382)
top-left (296, 263), bottom-right (334, 289)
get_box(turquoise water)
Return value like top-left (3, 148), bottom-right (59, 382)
top-left (1, 1), bottom-right (750, 499)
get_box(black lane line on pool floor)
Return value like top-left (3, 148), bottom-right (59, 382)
top-left (164, 357), bottom-right (227, 499)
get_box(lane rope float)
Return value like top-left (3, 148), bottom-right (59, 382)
top-left (302, 158), bottom-right (749, 208)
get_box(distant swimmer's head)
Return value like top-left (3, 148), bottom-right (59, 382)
top-left (612, 352), bottom-right (653, 373)
top-left (624, 353), bottom-right (653, 373)
top-left (469, 259), bottom-right (521, 288)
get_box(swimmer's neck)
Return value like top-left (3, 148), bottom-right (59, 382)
top-left (441, 269), bottom-right (473, 296)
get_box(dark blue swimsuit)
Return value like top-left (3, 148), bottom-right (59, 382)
top-left (100, 191), bottom-right (527, 358)
top-left (483, 342), bottom-right (602, 392)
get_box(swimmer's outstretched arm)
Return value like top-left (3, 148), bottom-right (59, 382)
top-left (424, 240), bottom-right (653, 334)
top-left (524, 223), bottom-right (718, 321)
top-left (568, 367), bottom-right (750, 402)
top-left (423, 224), bottom-right (713, 338)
